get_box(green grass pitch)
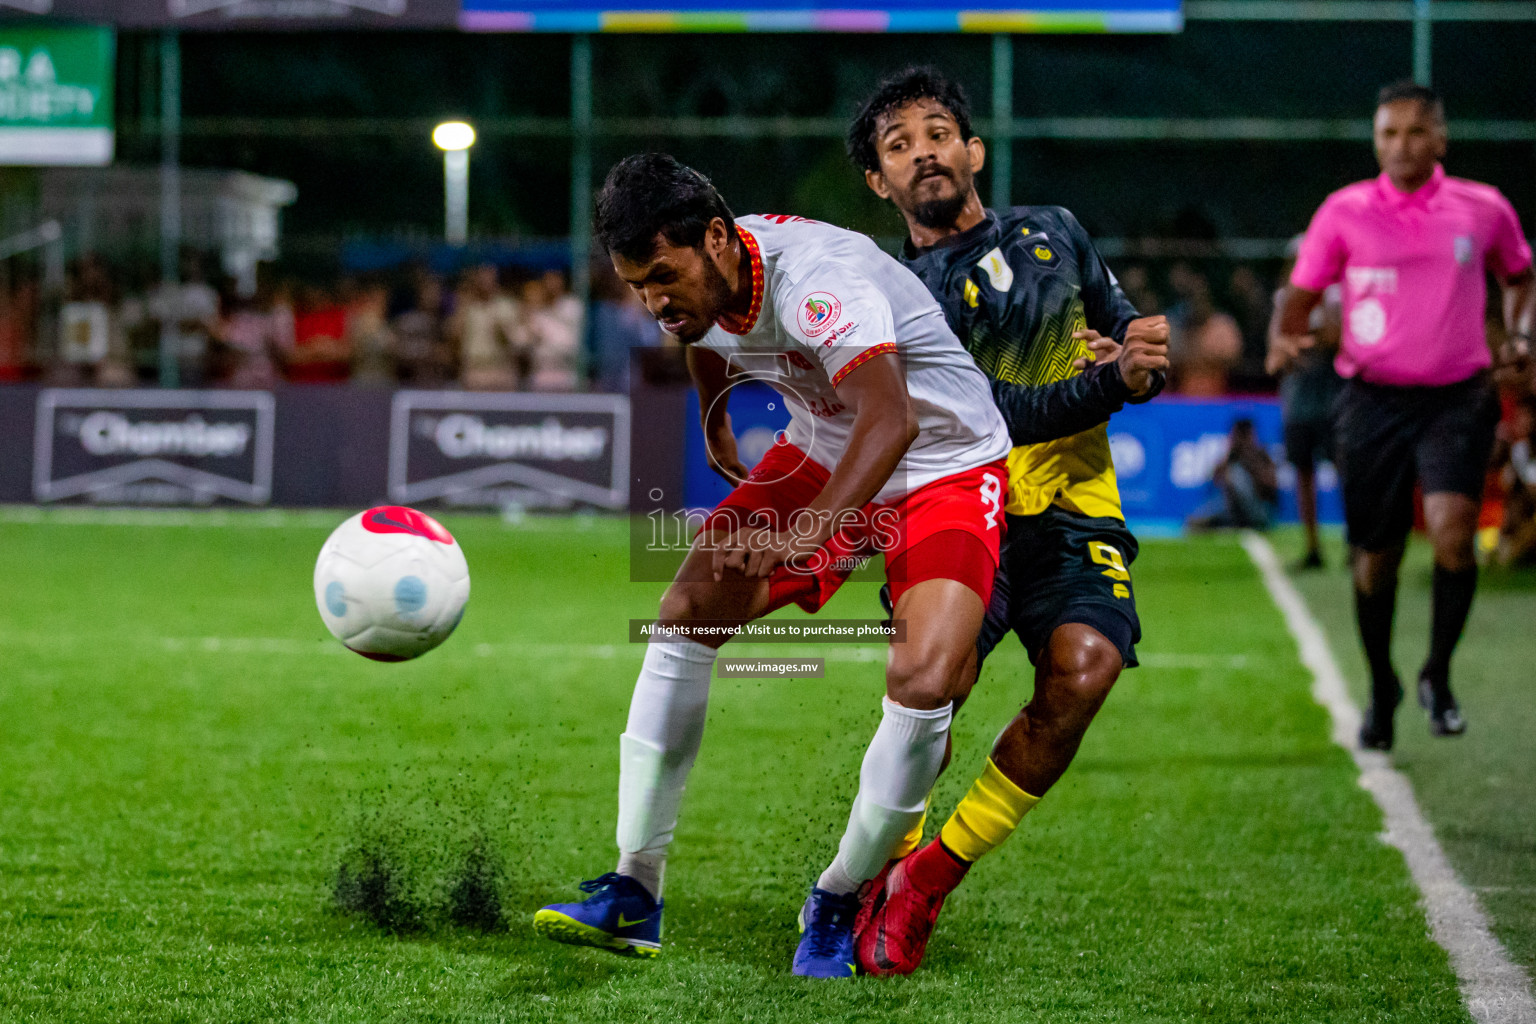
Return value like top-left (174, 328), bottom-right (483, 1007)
top-left (1288, 529), bottom-right (1536, 975)
top-left (0, 511), bottom-right (1511, 1022)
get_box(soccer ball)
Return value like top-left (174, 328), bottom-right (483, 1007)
top-left (314, 506), bottom-right (470, 661)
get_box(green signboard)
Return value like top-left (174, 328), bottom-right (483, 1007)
top-left (0, 26), bottom-right (113, 166)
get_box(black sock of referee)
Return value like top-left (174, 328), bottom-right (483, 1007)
top-left (1421, 564), bottom-right (1478, 693)
top-left (1354, 586), bottom-right (1400, 707)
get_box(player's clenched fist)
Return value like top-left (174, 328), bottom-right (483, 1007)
top-left (1123, 314), bottom-right (1169, 348)
top-left (1072, 315), bottom-right (1168, 396)
top-left (1118, 316), bottom-right (1169, 395)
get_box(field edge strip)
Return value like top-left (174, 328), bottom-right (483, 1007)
top-left (1240, 531), bottom-right (1536, 1024)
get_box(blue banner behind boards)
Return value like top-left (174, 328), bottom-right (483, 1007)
top-left (683, 384), bottom-right (1341, 533)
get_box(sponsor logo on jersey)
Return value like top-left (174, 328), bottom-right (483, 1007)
top-left (978, 248), bottom-right (1013, 292)
top-left (1345, 266), bottom-right (1398, 295)
top-left (800, 292), bottom-right (842, 337)
top-left (1349, 297), bottom-right (1387, 346)
top-left (820, 321), bottom-right (859, 346)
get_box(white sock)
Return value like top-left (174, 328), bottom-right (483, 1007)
top-left (616, 850), bottom-right (665, 904)
top-left (817, 698), bottom-right (952, 895)
top-left (614, 638), bottom-right (718, 901)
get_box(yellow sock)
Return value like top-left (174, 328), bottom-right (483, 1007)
top-left (938, 758), bottom-right (1040, 863)
top-left (891, 800), bottom-right (928, 860)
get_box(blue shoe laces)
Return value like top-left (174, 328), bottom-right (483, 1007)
top-left (578, 872), bottom-right (628, 896)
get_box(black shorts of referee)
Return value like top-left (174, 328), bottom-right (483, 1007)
top-left (1333, 371), bottom-right (1500, 552)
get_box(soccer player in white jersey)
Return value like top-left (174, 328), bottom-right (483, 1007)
top-left (532, 153), bottom-right (1011, 977)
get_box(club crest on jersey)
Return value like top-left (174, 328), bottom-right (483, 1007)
top-left (800, 292), bottom-right (842, 337)
top-left (1027, 243), bottom-right (1058, 267)
top-left (1454, 235), bottom-right (1473, 266)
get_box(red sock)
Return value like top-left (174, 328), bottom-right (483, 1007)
top-left (905, 837), bottom-right (971, 895)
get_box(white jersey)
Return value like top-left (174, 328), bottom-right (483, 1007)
top-left (697, 214), bottom-right (1010, 503)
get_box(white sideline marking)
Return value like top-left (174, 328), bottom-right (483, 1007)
top-left (0, 504), bottom-right (613, 531)
top-left (1241, 532), bottom-right (1536, 1024)
top-left (0, 505), bottom-right (347, 529)
top-left (7, 632), bottom-right (1242, 670)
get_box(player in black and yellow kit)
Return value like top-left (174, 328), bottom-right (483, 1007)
top-left (846, 67), bottom-right (1170, 975)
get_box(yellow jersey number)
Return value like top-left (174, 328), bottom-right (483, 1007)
top-left (1088, 542), bottom-right (1132, 599)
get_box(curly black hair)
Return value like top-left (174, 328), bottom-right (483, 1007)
top-left (594, 153), bottom-right (736, 263)
top-left (847, 66), bottom-right (974, 174)
top-left (1377, 79), bottom-right (1445, 122)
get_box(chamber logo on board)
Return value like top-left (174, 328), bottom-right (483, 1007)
top-left (389, 391), bottom-right (630, 510)
top-left (169, 0), bottom-right (405, 15)
top-left (33, 389), bottom-right (274, 505)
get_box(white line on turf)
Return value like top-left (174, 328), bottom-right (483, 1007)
top-left (6, 632), bottom-right (1242, 670)
top-left (1241, 532), bottom-right (1536, 1024)
top-left (0, 504), bottom-right (617, 531)
top-left (0, 505), bottom-right (348, 529)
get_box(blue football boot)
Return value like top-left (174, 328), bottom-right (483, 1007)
top-left (533, 872), bottom-right (662, 959)
top-left (792, 887), bottom-right (860, 978)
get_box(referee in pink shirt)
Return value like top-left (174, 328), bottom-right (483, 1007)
top-left (1277, 81), bottom-right (1535, 750)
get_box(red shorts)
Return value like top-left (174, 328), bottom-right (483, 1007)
top-left (701, 440), bottom-right (1006, 614)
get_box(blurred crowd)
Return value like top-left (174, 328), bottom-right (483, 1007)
top-left (0, 250), bottom-right (669, 394)
top-left (0, 252), bottom-right (1289, 398)
top-left (1114, 260), bottom-right (1272, 397)
top-left (1166, 249), bottom-right (1536, 570)
top-left (0, 251), bottom-right (1304, 397)
top-left (7, 245), bottom-right (1535, 564)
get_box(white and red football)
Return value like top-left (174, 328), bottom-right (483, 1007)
top-left (313, 506), bottom-right (470, 661)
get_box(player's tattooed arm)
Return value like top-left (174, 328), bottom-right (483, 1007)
top-left (687, 346), bottom-right (750, 483)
